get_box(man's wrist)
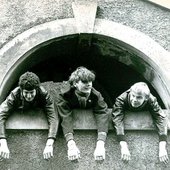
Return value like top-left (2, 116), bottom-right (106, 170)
top-left (159, 135), bottom-right (167, 142)
top-left (97, 132), bottom-right (107, 142)
top-left (96, 140), bottom-right (105, 147)
top-left (117, 135), bottom-right (126, 142)
top-left (67, 140), bottom-right (76, 149)
top-left (159, 141), bottom-right (167, 150)
top-left (0, 139), bottom-right (8, 147)
top-left (120, 141), bottom-right (128, 149)
top-left (46, 139), bottom-right (54, 146)
top-left (65, 133), bottom-right (74, 142)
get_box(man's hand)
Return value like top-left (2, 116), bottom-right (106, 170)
top-left (67, 140), bottom-right (80, 161)
top-left (94, 140), bottom-right (105, 161)
top-left (159, 141), bottom-right (169, 164)
top-left (120, 141), bottom-right (131, 163)
top-left (0, 139), bottom-right (10, 160)
top-left (43, 139), bottom-right (54, 160)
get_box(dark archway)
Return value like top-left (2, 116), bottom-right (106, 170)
top-left (5, 34), bottom-right (164, 108)
top-left (0, 19), bottom-right (170, 108)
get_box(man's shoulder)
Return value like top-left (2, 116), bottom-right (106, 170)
top-left (91, 88), bottom-right (101, 96)
top-left (60, 81), bottom-right (72, 94)
top-left (10, 87), bottom-right (21, 96)
top-left (39, 86), bottom-right (47, 94)
top-left (147, 93), bottom-right (157, 103)
top-left (117, 90), bottom-right (129, 100)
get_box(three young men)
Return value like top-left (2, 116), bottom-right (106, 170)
top-left (112, 82), bottom-right (169, 164)
top-left (0, 69), bottom-right (168, 164)
top-left (0, 72), bottom-right (58, 160)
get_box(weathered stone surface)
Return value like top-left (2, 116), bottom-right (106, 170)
top-left (72, 0), bottom-right (97, 33)
top-left (0, 130), bottom-right (169, 170)
top-left (0, 1), bottom-right (170, 169)
top-left (0, 0), bottom-right (169, 51)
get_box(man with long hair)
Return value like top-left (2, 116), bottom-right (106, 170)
top-left (57, 66), bottom-right (109, 161)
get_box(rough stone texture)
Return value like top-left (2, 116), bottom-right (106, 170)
top-left (0, 130), bottom-right (169, 170)
top-left (0, 0), bottom-right (170, 169)
top-left (97, 0), bottom-right (170, 51)
top-left (0, 0), bottom-right (74, 48)
top-left (72, 0), bottom-right (97, 33)
top-left (0, 0), bottom-right (169, 51)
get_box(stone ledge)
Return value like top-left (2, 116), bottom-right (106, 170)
top-left (147, 0), bottom-right (170, 10)
top-left (5, 109), bottom-right (170, 130)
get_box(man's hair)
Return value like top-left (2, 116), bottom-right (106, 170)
top-left (130, 82), bottom-right (150, 99)
top-left (19, 72), bottom-right (40, 90)
top-left (69, 66), bottom-right (95, 85)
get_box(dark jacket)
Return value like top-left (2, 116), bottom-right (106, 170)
top-left (56, 83), bottom-right (109, 136)
top-left (112, 90), bottom-right (167, 142)
top-left (0, 86), bottom-right (58, 139)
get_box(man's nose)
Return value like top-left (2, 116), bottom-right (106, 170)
top-left (27, 93), bottom-right (32, 98)
top-left (133, 97), bottom-right (137, 101)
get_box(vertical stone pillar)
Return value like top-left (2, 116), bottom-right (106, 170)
top-left (72, 0), bottom-right (97, 33)
top-left (72, 0), bottom-right (98, 57)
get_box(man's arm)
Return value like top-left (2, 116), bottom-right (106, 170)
top-left (0, 91), bottom-right (16, 160)
top-left (149, 95), bottom-right (167, 141)
top-left (149, 95), bottom-right (168, 164)
top-left (57, 93), bottom-right (74, 139)
top-left (43, 138), bottom-right (55, 160)
top-left (93, 92), bottom-right (109, 161)
top-left (112, 96), bottom-right (126, 141)
top-left (42, 88), bottom-right (59, 160)
top-left (57, 93), bottom-right (80, 161)
top-left (112, 95), bottom-right (131, 162)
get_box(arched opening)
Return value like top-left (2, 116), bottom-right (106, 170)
top-left (0, 19), bottom-right (170, 108)
top-left (2, 34), bottom-right (164, 108)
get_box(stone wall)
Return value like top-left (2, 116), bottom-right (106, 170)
top-left (0, 0), bottom-right (170, 51)
top-left (0, 130), bottom-right (169, 170)
top-left (0, 0), bottom-right (170, 170)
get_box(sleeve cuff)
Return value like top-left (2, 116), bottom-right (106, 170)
top-left (65, 133), bottom-right (74, 142)
top-left (159, 134), bottom-right (167, 142)
top-left (117, 135), bottom-right (126, 142)
top-left (97, 132), bottom-right (107, 142)
top-left (47, 137), bottom-right (56, 140)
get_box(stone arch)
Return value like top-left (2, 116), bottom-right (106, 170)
top-left (0, 18), bottom-right (170, 108)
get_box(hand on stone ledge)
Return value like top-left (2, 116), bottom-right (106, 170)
top-left (43, 139), bottom-right (54, 160)
top-left (94, 140), bottom-right (105, 161)
top-left (120, 141), bottom-right (131, 163)
top-left (159, 141), bottom-right (169, 164)
top-left (0, 139), bottom-right (10, 160)
top-left (67, 140), bottom-right (80, 161)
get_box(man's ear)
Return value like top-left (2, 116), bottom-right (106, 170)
top-left (145, 94), bottom-right (150, 100)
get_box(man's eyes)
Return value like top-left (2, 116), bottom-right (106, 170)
top-left (137, 97), bottom-right (143, 99)
top-left (132, 95), bottom-right (143, 99)
top-left (81, 80), bottom-right (89, 83)
top-left (25, 92), bottom-right (34, 94)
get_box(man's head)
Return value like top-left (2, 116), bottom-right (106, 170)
top-left (129, 82), bottom-right (150, 108)
top-left (69, 66), bottom-right (95, 94)
top-left (19, 72), bottom-right (40, 102)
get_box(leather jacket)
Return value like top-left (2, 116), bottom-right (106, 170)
top-left (56, 82), bottom-right (109, 137)
top-left (0, 86), bottom-right (58, 139)
top-left (112, 90), bottom-right (167, 142)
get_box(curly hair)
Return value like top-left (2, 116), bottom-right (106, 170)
top-left (69, 66), bottom-right (95, 85)
top-left (19, 72), bottom-right (40, 90)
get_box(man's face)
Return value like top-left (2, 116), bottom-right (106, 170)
top-left (74, 80), bottom-right (92, 94)
top-left (129, 91), bottom-right (146, 108)
top-left (22, 89), bottom-right (36, 102)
